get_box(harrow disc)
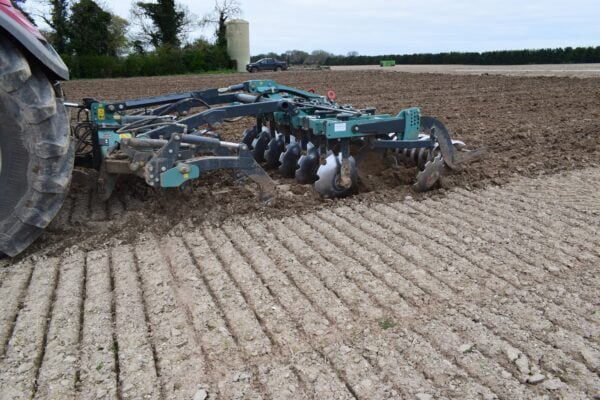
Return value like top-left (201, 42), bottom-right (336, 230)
top-left (241, 126), bottom-right (259, 149)
top-left (416, 147), bottom-right (432, 170)
top-left (252, 129), bottom-right (271, 163)
top-left (295, 145), bottom-right (320, 184)
top-left (413, 155), bottom-right (449, 192)
top-left (279, 140), bottom-right (301, 178)
top-left (264, 133), bottom-right (285, 169)
top-left (314, 152), bottom-right (358, 199)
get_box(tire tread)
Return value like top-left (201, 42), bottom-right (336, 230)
top-left (0, 37), bottom-right (73, 256)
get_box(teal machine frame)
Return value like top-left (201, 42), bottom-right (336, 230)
top-left (71, 80), bottom-right (477, 202)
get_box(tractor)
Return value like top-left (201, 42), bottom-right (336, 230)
top-left (0, 2), bottom-right (481, 258)
top-left (1, 1), bottom-right (72, 258)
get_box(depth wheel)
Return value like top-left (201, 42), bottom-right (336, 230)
top-left (314, 153), bottom-right (358, 198)
top-left (0, 36), bottom-right (74, 257)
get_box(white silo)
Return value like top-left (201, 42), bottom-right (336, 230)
top-left (225, 19), bottom-right (250, 72)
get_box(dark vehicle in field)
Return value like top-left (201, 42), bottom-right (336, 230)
top-left (246, 58), bottom-right (288, 73)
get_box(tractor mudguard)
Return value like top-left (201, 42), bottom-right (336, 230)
top-left (0, 1), bottom-right (69, 80)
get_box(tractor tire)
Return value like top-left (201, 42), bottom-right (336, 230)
top-left (0, 36), bottom-right (73, 257)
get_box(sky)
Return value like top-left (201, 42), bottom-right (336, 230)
top-left (27, 0), bottom-right (600, 55)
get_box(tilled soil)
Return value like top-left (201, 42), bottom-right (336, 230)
top-left (0, 168), bottom-right (598, 399)
top-left (1, 71), bottom-right (599, 399)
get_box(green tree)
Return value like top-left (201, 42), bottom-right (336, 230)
top-left (284, 50), bottom-right (309, 65)
top-left (304, 50), bottom-right (332, 65)
top-left (68, 0), bottom-right (111, 55)
top-left (107, 14), bottom-right (130, 56)
top-left (130, 39), bottom-right (147, 54)
top-left (41, 0), bottom-right (70, 53)
top-left (200, 0), bottom-right (241, 48)
top-left (185, 37), bottom-right (212, 51)
top-left (132, 0), bottom-right (189, 48)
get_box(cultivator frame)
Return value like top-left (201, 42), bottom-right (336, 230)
top-left (70, 80), bottom-right (480, 202)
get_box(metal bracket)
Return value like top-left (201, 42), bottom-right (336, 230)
top-left (145, 133), bottom-right (184, 186)
top-left (176, 150), bottom-right (276, 204)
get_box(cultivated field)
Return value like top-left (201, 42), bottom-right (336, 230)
top-left (0, 70), bottom-right (599, 399)
top-left (332, 64), bottom-right (600, 78)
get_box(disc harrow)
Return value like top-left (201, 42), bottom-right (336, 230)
top-left (69, 80), bottom-right (482, 203)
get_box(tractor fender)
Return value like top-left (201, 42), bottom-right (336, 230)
top-left (0, 2), bottom-right (69, 80)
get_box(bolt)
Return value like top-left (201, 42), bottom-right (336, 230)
top-left (149, 174), bottom-right (154, 179)
top-left (155, 178), bottom-right (159, 182)
top-left (168, 149), bottom-right (173, 154)
top-left (174, 135), bottom-right (180, 141)
top-left (148, 165), bottom-right (154, 171)
top-left (161, 166), bottom-right (166, 172)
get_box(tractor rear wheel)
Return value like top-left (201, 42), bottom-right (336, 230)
top-left (0, 36), bottom-right (73, 257)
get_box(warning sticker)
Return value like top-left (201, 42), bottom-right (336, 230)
top-left (334, 123), bottom-right (347, 132)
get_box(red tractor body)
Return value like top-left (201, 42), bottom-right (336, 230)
top-left (0, 1), bottom-right (44, 40)
top-left (0, 1), bottom-right (69, 80)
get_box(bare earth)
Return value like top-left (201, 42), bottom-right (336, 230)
top-left (0, 168), bottom-right (599, 399)
top-left (0, 70), bottom-right (599, 399)
top-left (332, 63), bottom-right (600, 78)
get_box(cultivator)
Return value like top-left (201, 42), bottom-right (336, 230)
top-left (70, 80), bottom-right (481, 202)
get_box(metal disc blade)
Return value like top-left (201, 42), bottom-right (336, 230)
top-left (413, 155), bottom-right (448, 192)
top-left (241, 126), bottom-right (258, 149)
top-left (409, 148), bottom-right (418, 166)
top-left (279, 142), bottom-right (301, 178)
top-left (295, 146), bottom-right (320, 184)
top-left (314, 153), bottom-right (340, 198)
top-left (252, 129), bottom-right (271, 163)
top-left (264, 134), bottom-right (284, 169)
top-left (416, 148), bottom-right (431, 171)
top-left (421, 116), bottom-right (456, 169)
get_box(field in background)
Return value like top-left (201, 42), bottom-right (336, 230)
top-left (332, 63), bottom-right (600, 77)
top-left (1, 69), bottom-right (599, 399)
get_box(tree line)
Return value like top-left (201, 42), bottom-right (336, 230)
top-left (14, 0), bottom-right (599, 78)
top-left (13, 0), bottom-right (241, 78)
top-left (254, 47), bottom-right (600, 66)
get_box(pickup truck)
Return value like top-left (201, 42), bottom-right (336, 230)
top-left (246, 58), bottom-right (288, 72)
